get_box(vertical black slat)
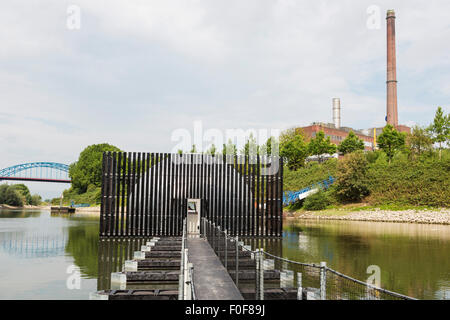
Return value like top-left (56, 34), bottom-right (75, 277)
top-left (238, 156), bottom-right (244, 236)
top-left (162, 153), bottom-right (168, 236)
top-left (232, 154), bottom-right (238, 236)
top-left (250, 156), bottom-right (256, 236)
top-left (105, 152), bottom-right (112, 236)
top-left (149, 153), bottom-right (155, 236)
top-left (199, 154), bottom-right (204, 221)
top-left (194, 153), bottom-right (198, 198)
top-left (220, 154), bottom-right (225, 229)
top-left (163, 153), bottom-right (168, 236)
top-left (236, 156), bottom-right (240, 236)
top-left (173, 154), bottom-right (178, 236)
top-left (99, 152), bottom-right (107, 236)
top-left (210, 155), bottom-right (214, 224)
top-left (115, 152), bottom-right (122, 235)
top-left (158, 153), bottom-right (164, 236)
top-left (217, 154), bottom-right (222, 228)
top-left (245, 155), bottom-right (250, 236)
top-left (278, 157), bottom-right (284, 237)
top-left (271, 155), bottom-right (276, 237)
top-left (120, 152), bottom-right (126, 236)
top-left (224, 154), bottom-right (229, 232)
top-left (167, 153), bottom-right (172, 236)
top-left (144, 153), bottom-right (150, 236)
top-left (125, 153), bottom-right (132, 236)
top-left (129, 152), bottom-right (136, 236)
top-left (110, 152), bottom-right (117, 236)
top-left (261, 156), bottom-right (266, 237)
top-left (182, 154), bottom-right (187, 231)
top-left (264, 156), bottom-right (270, 237)
top-left (267, 156), bottom-right (272, 237)
top-left (178, 154), bottom-right (184, 235)
top-left (154, 153), bottom-right (160, 236)
top-left (160, 153), bottom-right (165, 236)
top-left (168, 153), bottom-right (174, 236)
top-left (206, 155), bottom-right (211, 221)
top-left (140, 153), bottom-right (147, 236)
top-left (188, 154), bottom-right (192, 199)
top-left (135, 153), bottom-right (142, 236)
top-left (214, 155), bottom-right (219, 226)
top-left (256, 155), bottom-right (260, 237)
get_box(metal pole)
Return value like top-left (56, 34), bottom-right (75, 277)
top-left (320, 261), bottom-right (327, 300)
top-left (255, 248), bottom-right (259, 300)
top-left (297, 272), bottom-right (303, 300)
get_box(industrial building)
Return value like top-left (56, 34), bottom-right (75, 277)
top-left (299, 9), bottom-right (410, 152)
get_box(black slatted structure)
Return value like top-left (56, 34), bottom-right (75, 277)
top-left (100, 152), bottom-right (283, 237)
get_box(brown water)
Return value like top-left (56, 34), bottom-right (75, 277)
top-left (0, 209), bottom-right (449, 299)
top-left (274, 220), bottom-right (450, 300)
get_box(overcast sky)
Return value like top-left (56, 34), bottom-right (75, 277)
top-left (1, 0), bottom-right (449, 198)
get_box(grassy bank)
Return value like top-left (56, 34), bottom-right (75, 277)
top-left (284, 150), bottom-right (450, 210)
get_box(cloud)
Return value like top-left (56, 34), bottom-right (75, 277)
top-left (0, 0), bottom-right (449, 197)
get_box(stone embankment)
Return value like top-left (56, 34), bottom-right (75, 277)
top-left (288, 208), bottom-right (450, 225)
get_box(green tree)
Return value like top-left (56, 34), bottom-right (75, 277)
top-left (279, 130), bottom-right (309, 171)
top-left (223, 139), bottom-right (237, 156)
top-left (69, 143), bottom-right (122, 193)
top-left (4, 187), bottom-right (24, 206)
top-left (338, 131), bottom-right (365, 155)
top-left (377, 125), bottom-right (406, 163)
top-left (241, 133), bottom-right (259, 156)
top-left (406, 125), bottom-right (433, 158)
top-left (11, 184), bottom-right (32, 204)
top-left (303, 189), bottom-right (330, 210)
top-left (335, 151), bottom-right (370, 202)
top-left (30, 194), bottom-right (42, 206)
top-left (427, 106), bottom-right (450, 160)
top-left (260, 136), bottom-right (279, 156)
top-left (308, 131), bottom-right (337, 162)
top-left (206, 144), bottom-right (217, 155)
top-left (190, 144), bottom-right (197, 153)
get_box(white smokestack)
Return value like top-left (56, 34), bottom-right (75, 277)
top-left (332, 98), bottom-right (341, 129)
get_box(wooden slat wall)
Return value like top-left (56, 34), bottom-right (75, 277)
top-left (100, 152), bottom-right (283, 237)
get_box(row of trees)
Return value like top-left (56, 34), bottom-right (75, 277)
top-left (0, 184), bottom-right (42, 207)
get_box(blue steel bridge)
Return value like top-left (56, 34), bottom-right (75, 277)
top-left (0, 162), bottom-right (71, 183)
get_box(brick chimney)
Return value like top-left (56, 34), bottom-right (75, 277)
top-left (386, 9), bottom-right (398, 127)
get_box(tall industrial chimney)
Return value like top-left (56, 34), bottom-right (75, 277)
top-left (386, 9), bottom-right (398, 127)
top-left (332, 98), bottom-right (341, 129)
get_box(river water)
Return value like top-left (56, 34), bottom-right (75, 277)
top-left (0, 209), bottom-right (449, 299)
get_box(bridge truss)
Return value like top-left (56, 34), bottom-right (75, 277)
top-left (0, 162), bottom-right (71, 183)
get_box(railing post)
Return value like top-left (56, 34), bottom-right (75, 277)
top-left (184, 248), bottom-right (189, 300)
top-left (297, 272), bottom-right (303, 300)
top-left (235, 236), bottom-right (239, 287)
top-left (320, 261), bottom-right (327, 300)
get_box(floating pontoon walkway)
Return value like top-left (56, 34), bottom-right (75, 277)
top-left (187, 237), bottom-right (243, 300)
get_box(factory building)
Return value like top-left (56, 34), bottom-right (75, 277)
top-left (298, 9), bottom-right (410, 153)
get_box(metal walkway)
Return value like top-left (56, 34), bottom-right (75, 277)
top-left (187, 237), bottom-right (243, 300)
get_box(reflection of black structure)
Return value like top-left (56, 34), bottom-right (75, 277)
top-left (0, 232), bottom-right (67, 258)
top-left (100, 152), bottom-right (283, 238)
top-left (97, 238), bottom-right (153, 291)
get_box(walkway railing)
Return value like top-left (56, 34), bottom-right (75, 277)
top-left (179, 218), bottom-right (196, 300)
top-left (202, 218), bottom-right (417, 300)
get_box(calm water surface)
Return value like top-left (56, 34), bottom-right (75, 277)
top-left (0, 209), bottom-right (449, 299)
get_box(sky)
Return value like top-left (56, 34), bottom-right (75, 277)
top-left (0, 0), bottom-right (449, 198)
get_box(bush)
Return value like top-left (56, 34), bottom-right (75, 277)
top-left (283, 159), bottom-right (337, 191)
top-left (335, 151), bottom-right (369, 202)
top-left (303, 189), bottom-right (330, 210)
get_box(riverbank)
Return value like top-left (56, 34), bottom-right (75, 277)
top-left (0, 204), bottom-right (49, 210)
top-left (285, 207), bottom-right (450, 225)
